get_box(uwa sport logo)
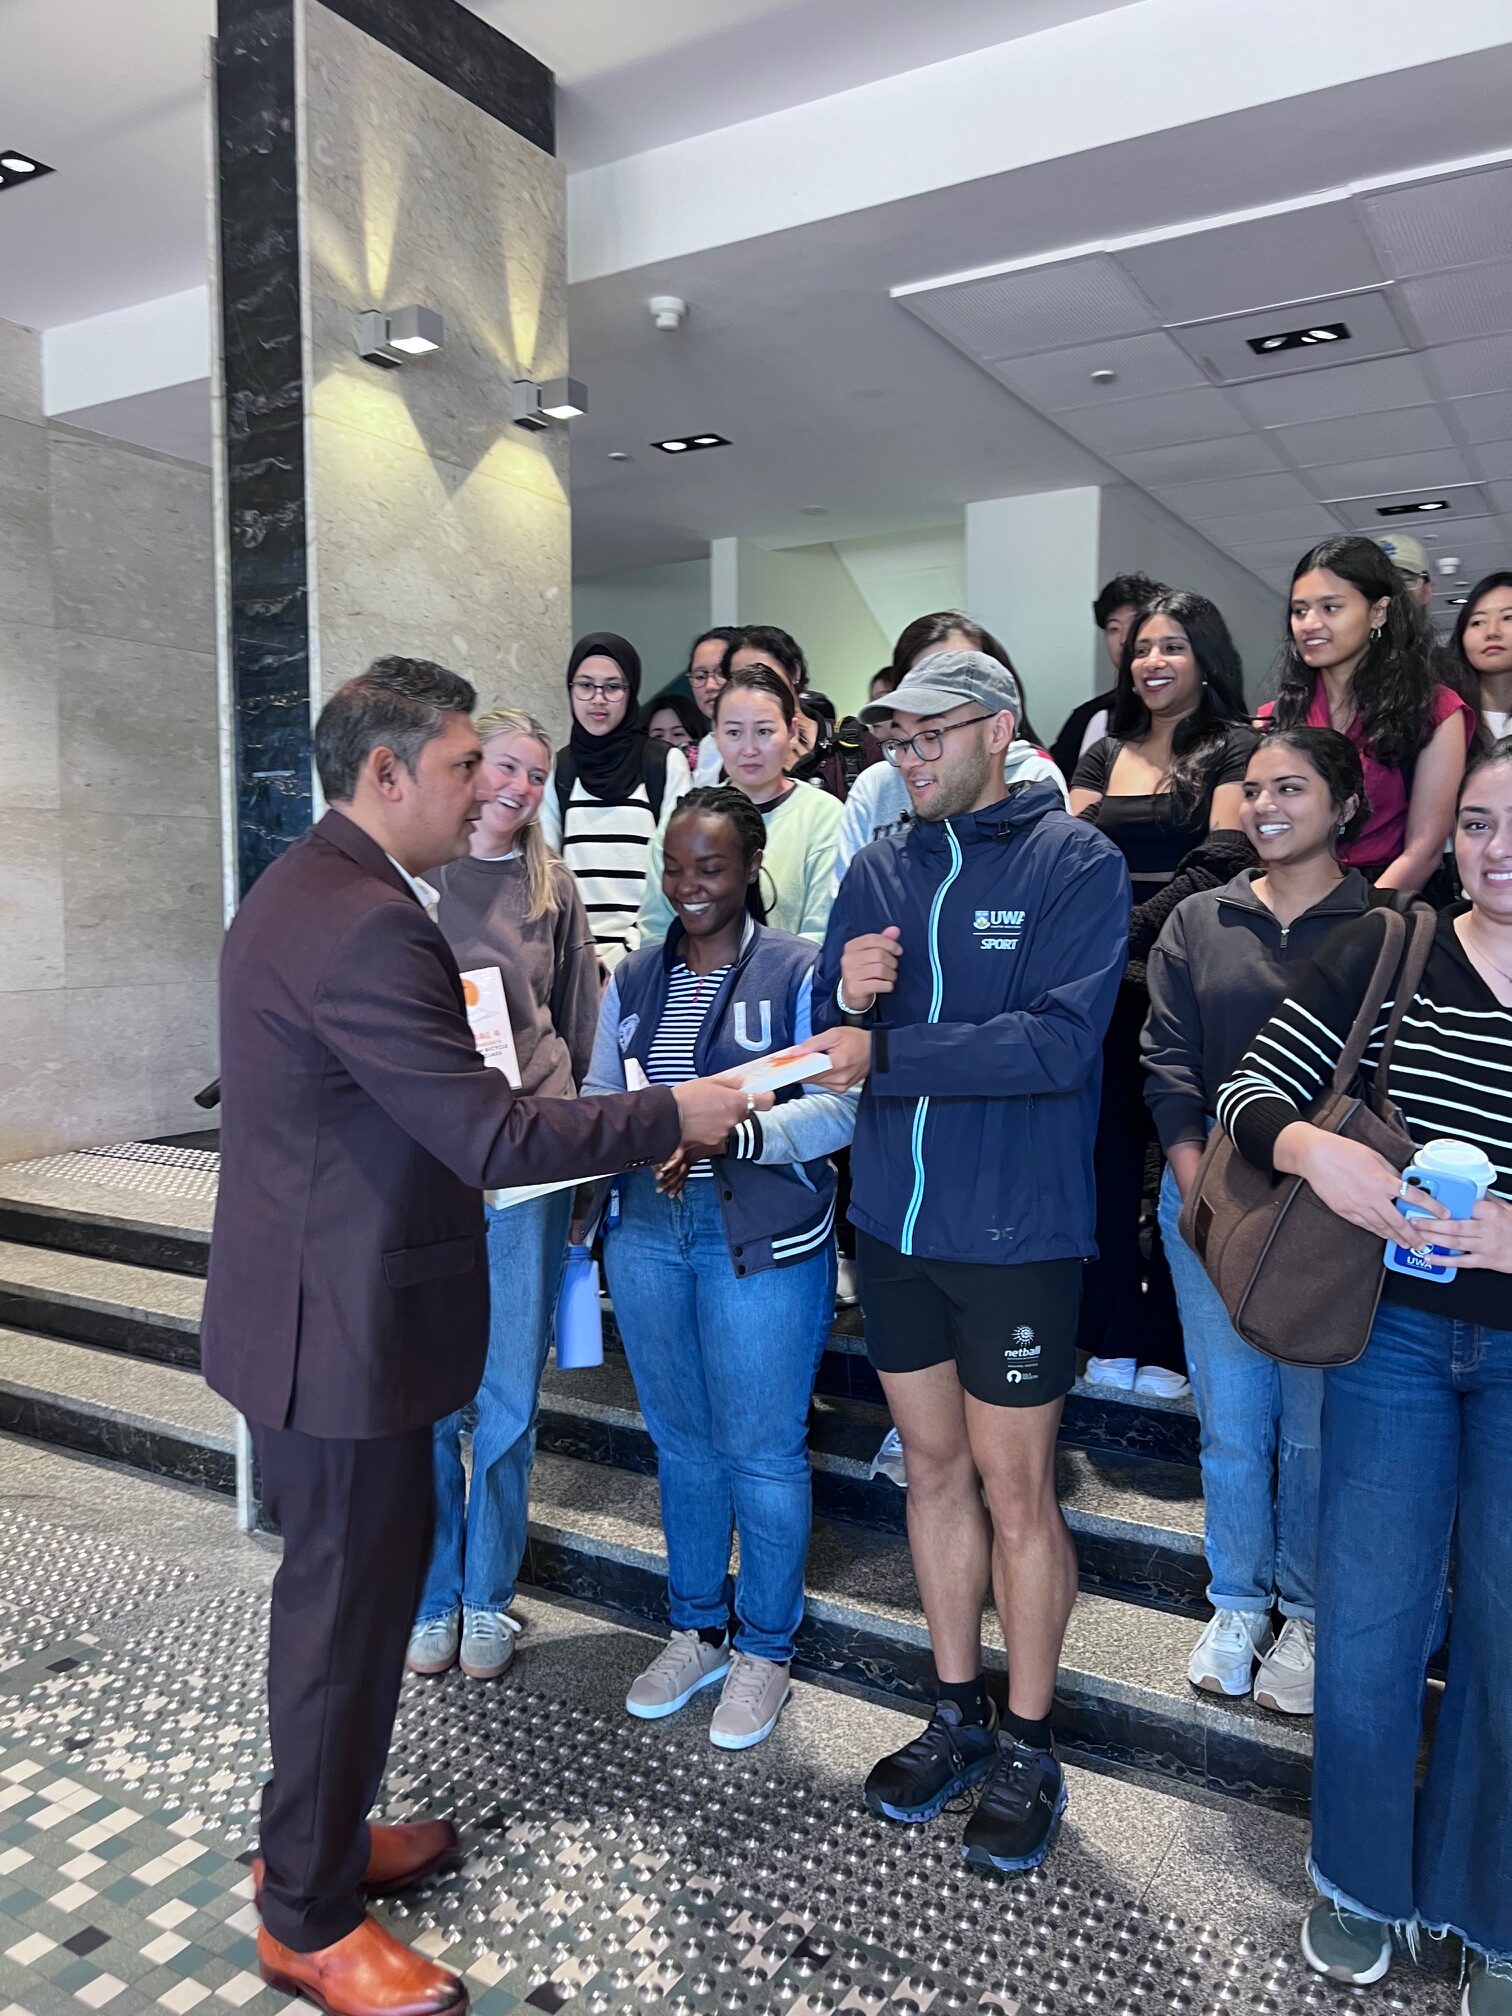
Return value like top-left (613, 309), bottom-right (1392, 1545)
top-left (974, 907), bottom-right (1026, 952)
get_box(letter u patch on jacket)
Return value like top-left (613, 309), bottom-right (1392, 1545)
top-left (732, 999), bottom-right (773, 1052)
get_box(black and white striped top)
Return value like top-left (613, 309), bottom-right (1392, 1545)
top-left (1216, 907), bottom-right (1512, 1326)
top-left (646, 961), bottom-right (733, 1180)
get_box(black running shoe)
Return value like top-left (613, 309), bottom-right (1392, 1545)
top-left (961, 1735), bottom-right (1067, 1873)
top-left (864, 1701), bottom-right (999, 1823)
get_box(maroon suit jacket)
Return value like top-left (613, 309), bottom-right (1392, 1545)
top-left (201, 810), bottom-right (678, 1437)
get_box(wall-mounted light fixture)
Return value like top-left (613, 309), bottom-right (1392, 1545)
top-left (354, 307), bottom-right (445, 367)
top-left (511, 377), bottom-right (589, 430)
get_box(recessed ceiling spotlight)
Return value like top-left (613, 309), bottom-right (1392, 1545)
top-left (1089, 368), bottom-right (1118, 385)
top-left (607, 450), bottom-right (632, 462)
top-left (1377, 498), bottom-right (1450, 515)
top-left (653, 433), bottom-right (729, 454)
top-left (0, 149), bottom-right (53, 190)
top-left (799, 506), bottom-right (828, 517)
top-left (1446, 595), bottom-right (1469, 606)
top-left (1247, 320), bottom-right (1350, 356)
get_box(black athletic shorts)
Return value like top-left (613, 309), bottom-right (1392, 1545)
top-left (856, 1231), bottom-right (1081, 1409)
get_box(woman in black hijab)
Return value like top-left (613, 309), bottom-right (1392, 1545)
top-left (540, 632), bottom-right (693, 970)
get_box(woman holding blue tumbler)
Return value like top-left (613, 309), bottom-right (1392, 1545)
top-left (405, 706), bottom-right (602, 1684)
top-left (587, 785), bottom-right (857, 1753)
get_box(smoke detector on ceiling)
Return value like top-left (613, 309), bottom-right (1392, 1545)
top-left (648, 295), bottom-right (687, 331)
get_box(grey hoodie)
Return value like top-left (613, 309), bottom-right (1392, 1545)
top-left (1142, 866), bottom-right (1377, 1152)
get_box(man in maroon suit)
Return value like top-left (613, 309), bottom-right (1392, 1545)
top-left (203, 658), bottom-right (758, 2016)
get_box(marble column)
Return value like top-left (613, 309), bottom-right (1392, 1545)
top-left (212, 0), bottom-right (565, 893)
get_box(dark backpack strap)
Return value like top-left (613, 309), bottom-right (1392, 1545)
top-left (642, 739), bottom-right (669, 821)
top-left (553, 748), bottom-right (577, 809)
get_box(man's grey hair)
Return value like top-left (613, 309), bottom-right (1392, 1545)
top-left (314, 656), bottom-right (478, 803)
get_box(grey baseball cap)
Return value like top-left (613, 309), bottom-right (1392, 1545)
top-left (858, 647), bottom-right (1021, 728)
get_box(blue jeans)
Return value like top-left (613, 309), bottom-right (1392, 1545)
top-left (603, 1172), bottom-right (834, 1664)
top-left (416, 1190), bottom-right (572, 1622)
top-left (1158, 1165), bottom-right (1322, 1619)
top-left (1311, 1297), bottom-right (1512, 1963)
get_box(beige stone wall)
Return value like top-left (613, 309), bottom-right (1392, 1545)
top-left (0, 317), bottom-right (222, 1159)
top-left (301, 0), bottom-right (572, 736)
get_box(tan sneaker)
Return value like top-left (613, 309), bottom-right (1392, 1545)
top-left (626, 1629), bottom-right (729, 1720)
top-left (709, 1651), bottom-right (791, 1751)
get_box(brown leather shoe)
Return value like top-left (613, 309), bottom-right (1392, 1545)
top-left (257, 1917), bottom-right (466, 2016)
top-left (253, 1821), bottom-right (460, 1910)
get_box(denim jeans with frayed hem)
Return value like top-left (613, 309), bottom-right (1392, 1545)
top-left (1311, 1296), bottom-right (1512, 1965)
top-left (1158, 1164), bottom-right (1322, 1619)
top-left (604, 1171), bottom-right (834, 1665)
top-left (416, 1190), bottom-right (572, 1624)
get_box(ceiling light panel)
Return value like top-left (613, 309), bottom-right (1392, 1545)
top-left (1449, 392), bottom-right (1512, 444)
top-left (1054, 385), bottom-right (1252, 457)
top-left (1112, 435), bottom-right (1286, 485)
top-left (1303, 447), bottom-right (1474, 501)
top-left (1361, 164), bottom-right (1512, 280)
top-left (1400, 259), bottom-right (1512, 349)
top-left (1429, 335), bottom-right (1512, 400)
top-left (1112, 201), bottom-right (1384, 325)
top-left (1330, 484), bottom-right (1494, 532)
top-left (1154, 473), bottom-right (1321, 519)
top-left (1232, 352), bottom-right (1436, 427)
top-left (988, 332), bottom-right (1205, 411)
top-left (1200, 505), bottom-right (1344, 546)
top-left (898, 255), bottom-right (1158, 362)
top-left (1266, 405), bottom-right (1453, 467)
top-left (1168, 291), bottom-right (1410, 386)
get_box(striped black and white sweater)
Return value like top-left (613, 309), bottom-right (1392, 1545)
top-left (540, 747), bottom-right (692, 972)
top-left (1216, 905), bottom-right (1512, 1328)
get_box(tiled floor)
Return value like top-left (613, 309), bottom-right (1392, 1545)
top-left (0, 1439), bottom-right (1461, 2016)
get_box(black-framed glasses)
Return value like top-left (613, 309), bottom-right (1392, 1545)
top-left (688, 668), bottom-right (728, 689)
top-left (881, 715), bottom-right (993, 766)
top-left (571, 678), bottom-right (628, 701)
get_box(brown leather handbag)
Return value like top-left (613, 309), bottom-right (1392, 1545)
top-left (1177, 903), bottom-right (1438, 1368)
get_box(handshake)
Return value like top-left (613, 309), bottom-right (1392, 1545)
top-left (669, 1074), bottom-right (773, 1155)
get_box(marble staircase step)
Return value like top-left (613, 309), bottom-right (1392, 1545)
top-left (518, 1446), bottom-right (1311, 1814)
top-left (0, 1239), bottom-right (203, 1369)
top-left (0, 1176), bottom-right (211, 1277)
top-left (537, 1357), bottom-right (1209, 1614)
top-left (0, 1326), bottom-right (235, 1493)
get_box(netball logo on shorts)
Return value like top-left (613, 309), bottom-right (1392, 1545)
top-left (1003, 1325), bottom-right (1040, 1382)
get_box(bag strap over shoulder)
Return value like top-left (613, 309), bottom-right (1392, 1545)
top-left (1327, 907), bottom-right (1406, 1095)
top-left (1372, 902), bottom-right (1439, 1085)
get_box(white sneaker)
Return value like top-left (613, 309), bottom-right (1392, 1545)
top-left (870, 1428), bottom-right (907, 1488)
top-left (460, 1608), bottom-right (523, 1681)
top-left (1254, 1616), bottom-right (1315, 1716)
top-left (626, 1629), bottom-right (730, 1720)
top-left (1134, 1365), bottom-right (1191, 1399)
top-left (1085, 1356), bottom-right (1137, 1390)
top-left (405, 1612), bottom-right (460, 1677)
top-left (709, 1651), bottom-right (792, 1751)
top-left (1188, 1609), bottom-right (1273, 1697)
top-left (835, 1256), bottom-right (860, 1307)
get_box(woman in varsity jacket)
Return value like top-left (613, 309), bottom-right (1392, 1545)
top-left (1215, 737), bottom-right (1512, 2002)
top-left (585, 786), bottom-right (857, 1754)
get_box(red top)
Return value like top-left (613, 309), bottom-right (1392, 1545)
top-left (1257, 681), bottom-right (1475, 871)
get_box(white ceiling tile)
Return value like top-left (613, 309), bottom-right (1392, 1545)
top-left (1400, 259), bottom-right (1512, 348)
top-left (1303, 448), bottom-right (1474, 501)
top-left (988, 333), bottom-right (1206, 412)
top-left (1489, 483), bottom-right (1512, 514)
top-left (1114, 202), bottom-right (1383, 324)
top-left (1201, 505), bottom-right (1344, 545)
top-left (1428, 337), bottom-right (1512, 400)
top-left (1113, 436), bottom-right (1285, 485)
top-left (1450, 392), bottom-right (1512, 445)
top-left (1360, 165), bottom-right (1512, 280)
top-left (1267, 406), bottom-right (1454, 467)
top-left (1056, 386), bottom-right (1252, 454)
top-left (1232, 353), bottom-right (1437, 426)
top-left (1331, 485), bottom-right (1495, 533)
top-left (900, 255), bottom-right (1158, 362)
top-left (1471, 441), bottom-right (1512, 485)
top-left (1170, 292), bottom-right (1410, 387)
top-left (1154, 473), bottom-right (1321, 518)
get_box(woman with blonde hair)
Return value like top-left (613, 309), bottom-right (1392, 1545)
top-left (405, 705), bottom-right (601, 1684)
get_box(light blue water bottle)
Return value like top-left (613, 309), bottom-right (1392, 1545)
top-left (554, 1243), bottom-right (604, 1369)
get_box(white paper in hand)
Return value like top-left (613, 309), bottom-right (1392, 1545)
top-left (461, 966), bottom-right (522, 1087)
top-left (717, 1047), bottom-right (830, 1096)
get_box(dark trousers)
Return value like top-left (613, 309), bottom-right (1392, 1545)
top-left (1076, 983), bottom-right (1183, 1373)
top-left (253, 1421), bottom-right (435, 1953)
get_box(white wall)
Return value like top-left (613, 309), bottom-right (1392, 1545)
top-left (1097, 487), bottom-right (1282, 705)
top-left (832, 522), bottom-right (965, 660)
top-left (965, 489), bottom-right (1104, 744)
top-left (572, 557), bottom-right (712, 694)
top-left (735, 541), bottom-right (891, 717)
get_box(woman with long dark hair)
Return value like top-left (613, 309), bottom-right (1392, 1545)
top-left (1447, 570), bottom-right (1512, 748)
top-left (587, 787), bottom-right (856, 1750)
top-left (1070, 590), bottom-right (1258, 1395)
top-left (1262, 535), bottom-right (1473, 891)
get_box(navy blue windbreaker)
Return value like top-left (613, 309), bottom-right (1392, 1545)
top-left (814, 781), bottom-right (1131, 1266)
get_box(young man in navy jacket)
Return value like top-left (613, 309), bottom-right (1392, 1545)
top-left (802, 649), bottom-right (1130, 1873)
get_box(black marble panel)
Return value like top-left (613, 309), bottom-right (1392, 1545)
top-left (0, 1206), bottom-right (209, 1278)
top-left (0, 1294), bottom-right (200, 1373)
top-left (318, 0), bottom-right (554, 153)
top-left (0, 1392), bottom-right (235, 1497)
top-left (1061, 1389), bottom-right (1201, 1468)
top-left (216, 0), bottom-right (312, 893)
